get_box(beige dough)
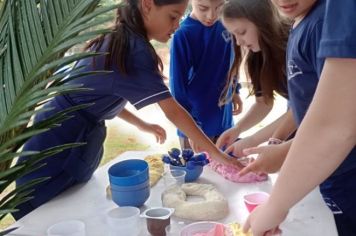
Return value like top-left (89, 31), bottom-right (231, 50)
top-left (144, 154), bottom-right (164, 187)
top-left (162, 183), bottom-right (229, 221)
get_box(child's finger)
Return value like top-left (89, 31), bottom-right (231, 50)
top-left (242, 216), bottom-right (251, 233)
top-left (238, 163), bottom-right (255, 176)
top-left (216, 137), bottom-right (227, 149)
top-left (224, 144), bottom-right (235, 155)
top-left (243, 146), bottom-right (262, 156)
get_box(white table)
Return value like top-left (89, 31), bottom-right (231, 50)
top-left (8, 151), bottom-right (338, 236)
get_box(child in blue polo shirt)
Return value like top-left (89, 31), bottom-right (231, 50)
top-left (169, 0), bottom-right (243, 150)
top-left (243, 0), bottom-right (356, 235)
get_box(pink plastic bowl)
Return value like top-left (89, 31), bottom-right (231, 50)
top-left (180, 221), bottom-right (221, 236)
top-left (243, 191), bottom-right (270, 213)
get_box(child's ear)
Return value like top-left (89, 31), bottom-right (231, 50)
top-left (141, 0), bottom-right (153, 15)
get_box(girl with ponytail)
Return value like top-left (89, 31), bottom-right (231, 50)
top-left (14, 0), bottom-right (243, 220)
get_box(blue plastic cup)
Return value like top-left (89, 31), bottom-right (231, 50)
top-left (108, 159), bottom-right (149, 186)
top-left (110, 179), bottom-right (150, 192)
top-left (170, 164), bottom-right (203, 182)
top-left (111, 185), bottom-right (150, 207)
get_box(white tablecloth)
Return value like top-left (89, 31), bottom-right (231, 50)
top-left (8, 151), bottom-right (338, 236)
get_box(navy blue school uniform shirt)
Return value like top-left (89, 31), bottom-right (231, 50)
top-left (317, 0), bottom-right (356, 234)
top-left (288, 0), bottom-right (356, 177)
top-left (287, 0), bottom-right (325, 126)
top-left (319, 0), bottom-right (356, 58)
top-left (169, 17), bottom-right (233, 138)
top-left (13, 32), bottom-right (171, 219)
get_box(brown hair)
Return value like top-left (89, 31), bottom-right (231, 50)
top-left (85, 0), bottom-right (184, 76)
top-left (219, 0), bottom-right (289, 105)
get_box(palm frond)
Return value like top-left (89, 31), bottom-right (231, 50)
top-left (0, 0), bottom-right (118, 220)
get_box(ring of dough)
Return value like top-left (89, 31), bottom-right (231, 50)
top-left (161, 183), bottom-right (229, 221)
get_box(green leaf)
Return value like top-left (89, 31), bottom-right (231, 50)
top-left (0, 0), bottom-right (115, 218)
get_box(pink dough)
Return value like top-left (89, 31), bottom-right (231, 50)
top-left (193, 223), bottom-right (225, 236)
top-left (208, 157), bottom-right (268, 183)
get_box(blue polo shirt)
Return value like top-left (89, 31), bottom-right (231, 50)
top-left (288, 0), bottom-right (356, 179)
top-left (169, 16), bottom-right (233, 137)
top-left (287, 0), bottom-right (325, 126)
top-left (316, 1), bottom-right (356, 234)
top-left (318, 0), bottom-right (356, 58)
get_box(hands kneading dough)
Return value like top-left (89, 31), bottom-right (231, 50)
top-left (162, 183), bottom-right (229, 221)
top-left (144, 154), bottom-right (164, 187)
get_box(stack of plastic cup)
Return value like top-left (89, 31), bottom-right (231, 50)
top-left (108, 159), bottom-right (150, 207)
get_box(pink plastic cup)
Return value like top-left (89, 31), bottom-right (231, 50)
top-left (243, 191), bottom-right (270, 212)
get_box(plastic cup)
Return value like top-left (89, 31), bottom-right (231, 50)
top-left (141, 207), bottom-right (174, 236)
top-left (162, 170), bottom-right (186, 189)
top-left (165, 222), bottom-right (185, 236)
top-left (106, 207), bottom-right (141, 236)
top-left (47, 220), bottom-right (85, 236)
top-left (243, 191), bottom-right (270, 212)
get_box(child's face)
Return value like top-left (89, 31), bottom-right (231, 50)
top-left (191, 0), bottom-right (225, 27)
top-left (222, 17), bottom-right (260, 52)
top-left (271, 0), bottom-right (317, 21)
top-left (144, 0), bottom-right (188, 42)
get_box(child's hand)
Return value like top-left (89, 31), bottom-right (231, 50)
top-left (243, 201), bottom-right (286, 236)
top-left (214, 150), bottom-right (245, 169)
top-left (216, 127), bottom-right (240, 149)
top-left (238, 143), bottom-right (289, 176)
top-left (224, 136), bottom-right (256, 158)
top-left (140, 123), bottom-right (166, 144)
top-left (232, 93), bottom-right (243, 115)
top-left (188, 139), bottom-right (201, 153)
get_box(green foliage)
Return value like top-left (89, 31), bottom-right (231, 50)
top-left (0, 0), bottom-right (118, 224)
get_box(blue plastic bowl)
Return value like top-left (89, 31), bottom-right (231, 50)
top-left (108, 159), bottom-right (149, 186)
top-left (111, 185), bottom-right (150, 207)
top-left (110, 179), bottom-right (150, 192)
top-left (170, 164), bottom-right (203, 182)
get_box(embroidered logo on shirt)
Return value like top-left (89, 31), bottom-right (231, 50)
top-left (323, 197), bottom-right (343, 215)
top-left (222, 30), bottom-right (232, 42)
top-left (287, 60), bottom-right (303, 80)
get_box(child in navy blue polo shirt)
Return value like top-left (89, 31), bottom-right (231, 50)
top-left (13, 0), bottom-right (243, 220)
top-left (243, 0), bottom-right (356, 235)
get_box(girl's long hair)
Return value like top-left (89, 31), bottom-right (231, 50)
top-left (84, 0), bottom-right (183, 76)
top-left (219, 0), bottom-right (289, 105)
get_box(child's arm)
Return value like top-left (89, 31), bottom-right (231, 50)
top-left (238, 140), bottom-right (292, 176)
top-left (269, 58), bottom-right (356, 213)
top-left (269, 108), bottom-right (297, 142)
top-left (223, 111), bottom-right (291, 157)
top-left (216, 96), bottom-right (273, 148)
top-left (158, 97), bottom-right (245, 168)
top-left (117, 109), bottom-right (166, 144)
top-left (227, 109), bottom-right (296, 176)
top-left (232, 93), bottom-right (243, 115)
top-left (243, 58), bottom-right (356, 235)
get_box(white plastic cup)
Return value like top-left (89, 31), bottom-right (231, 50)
top-left (165, 222), bottom-right (185, 236)
top-left (162, 170), bottom-right (186, 189)
top-left (47, 220), bottom-right (85, 236)
top-left (106, 207), bottom-right (141, 236)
